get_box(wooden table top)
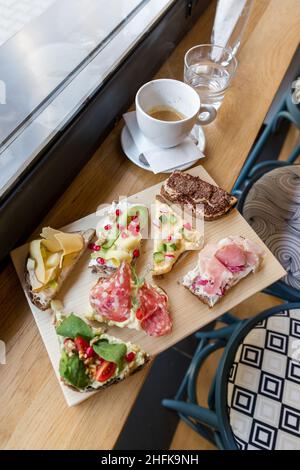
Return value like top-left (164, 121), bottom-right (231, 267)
top-left (1, 0), bottom-right (299, 450)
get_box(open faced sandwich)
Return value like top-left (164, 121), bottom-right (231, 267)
top-left (88, 261), bottom-right (172, 336)
top-left (160, 170), bottom-right (237, 221)
top-left (54, 306), bottom-right (149, 392)
top-left (182, 236), bottom-right (265, 307)
top-left (88, 202), bottom-right (148, 277)
top-left (25, 227), bottom-right (95, 310)
top-left (152, 196), bottom-right (204, 275)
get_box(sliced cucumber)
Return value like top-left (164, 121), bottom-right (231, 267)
top-left (128, 205), bottom-right (148, 229)
top-left (159, 214), bottom-right (168, 224)
top-left (165, 242), bottom-right (178, 252)
top-left (102, 234), bottom-right (119, 250)
top-left (153, 252), bottom-right (165, 263)
top-left (169, 214), bottom-right (177, 225)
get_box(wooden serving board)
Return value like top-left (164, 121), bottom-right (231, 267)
top-left (11, 165), bottom-right (286, 406)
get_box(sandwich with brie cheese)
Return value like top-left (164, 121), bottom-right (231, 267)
top-left (25, 227), bottom-right (95, 310)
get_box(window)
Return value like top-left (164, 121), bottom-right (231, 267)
top-left (0, 0), bottom-right (175, 198)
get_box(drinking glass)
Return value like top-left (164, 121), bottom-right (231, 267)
top-left (184, 44), bottom-right (237, 124)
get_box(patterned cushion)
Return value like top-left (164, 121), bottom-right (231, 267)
top-left (227, 309), bottom-right (300, 450)
top-left (243, 166), bottom-right (300, 290)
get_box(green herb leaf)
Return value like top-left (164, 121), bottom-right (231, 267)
top-left (131, 266), bottom-right (145, 288)
top-left (59, 350), bottom-right (90, 389)
top-left (93, 340), bottom-right (127, 369)
top-left (56, 313), bottom-right (94, 340)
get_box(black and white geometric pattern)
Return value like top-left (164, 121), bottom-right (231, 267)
top-left (227, 309), bottom-right (300, 450)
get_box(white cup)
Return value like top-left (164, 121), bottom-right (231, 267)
top-left (135, 78), bottom-right (201, 148)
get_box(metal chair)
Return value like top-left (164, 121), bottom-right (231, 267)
top-left (232, 85), bottom-right (300, 198)
top-left (163, 303), bottom-right (300, 450)
top-left (231, 80), bottom-right (300, 302)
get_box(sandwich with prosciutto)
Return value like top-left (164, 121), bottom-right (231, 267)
top-left (88, 261), bottom-right (172, 337)
top-left (182, 236), bottom-right (265, 307)
top-left (54, 306), bottom-right (149, 392)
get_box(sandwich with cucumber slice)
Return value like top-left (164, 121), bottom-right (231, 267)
top-left (88, 202), bottom-right (148, 278)
top-left (54, 304), bottom-right (149, 392)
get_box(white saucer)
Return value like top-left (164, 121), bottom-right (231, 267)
top-left (120, 124), bottom-right (206, 173)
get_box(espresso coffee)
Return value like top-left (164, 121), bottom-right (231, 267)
top-left (147, 105), bottom-right (185, 122)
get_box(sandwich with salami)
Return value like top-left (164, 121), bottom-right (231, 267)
top-left (88, 261), bottom-right (172, 337)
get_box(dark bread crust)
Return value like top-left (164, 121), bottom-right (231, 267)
top-left (182, 283), bottom-right (215, 308)
top-left (160, 171), bottom-right (237, 221)
top-left (91, 264), bottom-right (116, 277)
top-left (24, 263), bottom-right (50, 310)
top-left (61, 353), bottom-right (150, 393)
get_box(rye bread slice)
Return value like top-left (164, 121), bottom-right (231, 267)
top-left (160, 170), bottom-right (237, 221)
top-left (61, 353), bottom-right (150, 393)
top-left (25, 228), bottom-right (95, 311)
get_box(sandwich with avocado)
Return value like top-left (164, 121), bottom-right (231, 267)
top-left (88, 202), bottom-right (148, 277)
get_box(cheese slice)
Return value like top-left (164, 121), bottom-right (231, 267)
top-left (29, 228), bottom-right (84, 287)
top-left (152, 198), bottom-right (204, 275)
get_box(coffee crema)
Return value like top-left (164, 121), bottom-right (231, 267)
top-left (147, 105), bottom-right (185, 122)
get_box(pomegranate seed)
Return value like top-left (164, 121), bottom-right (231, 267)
top-left (131, 215), bottom-right (138, 221)
top-left (116, 209), bottom-right (121, 217)
top-left (125, 352), bottom-right (136, 363)
top-left (88, 243), bottom-right (95, 250)
top-left (121, 231), bottom-right (129, 239)
top-left (96, 257), bottom-right (105, 265)
top-left (94, 245), bottom-right (100, 251)
top-left (133, 249), bottom-right (140, 258)
top-left (183, 222), bottom-right (192, 230)
top-left (104, 224), bottom-right (111, 231)
top-left (86, 347), bottom-right (95, 358)
top-left (167, 235), bottom-right (172, 241)
top-left (135, 224), bottom-right (140, 232)
top-left (135, 308), bottom-right (143, 320)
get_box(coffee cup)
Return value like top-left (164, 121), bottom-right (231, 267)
top-left (135, 78), bottom-right (201, 148)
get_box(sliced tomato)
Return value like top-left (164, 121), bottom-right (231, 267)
top-left (95, 361), bottom-right (116, 383)
top-left (74, 336), bottom-right (90, 354)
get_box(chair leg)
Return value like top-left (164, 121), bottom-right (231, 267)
top-left (272, 110), bottom-right (300, 132)
top-left (195, 323), bottom-right (242, 340)
top-left (248, 159), bottom-right (289, 178)
top-left (287, 140), bottom-right (300, 164)
top-left (178, 413), bottom-right (217, 446)
top-left (220, 312), bottom-right (240, 325)
top-left (187, 341), bottom-right (226, 404)
top-left (162, 399), bottom-right (220, 430)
